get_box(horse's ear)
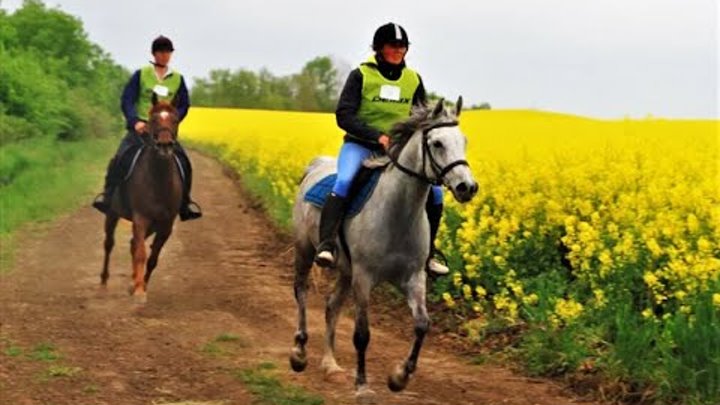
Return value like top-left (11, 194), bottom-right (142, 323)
top-left (151, 92), bottom-right (159, 106)
top-left (432, 98), bottom-right (445, 118)
top-left (455, 96), bottom-right (463, 117)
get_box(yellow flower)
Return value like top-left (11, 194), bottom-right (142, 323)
top-left (554, 298), bottom-right (584, 323)
top-left (674, 290), bottom-right (687, 301)
top-left (452, 272), bottom-right (463, 288)
top-left (593, 289), bottom-right (606, 306)
top-left (687, 214), bottom-right (699, 233)
top-left (442, 292), bottom-right (456, 309)
top-left (697, 237), bottom-right (712, 253)
top-left (646, 239), bottom-right (663, 257)
top-left (523, 293), bottom-right (539, 306)
top-left (182, 107), bottom-right (719, 329)
top-left (643, 272), bottom-right (660, 287)
top-left (493, 256), bottom-right (507, 267)
top-left (462, 284), bottom-right (473, 300)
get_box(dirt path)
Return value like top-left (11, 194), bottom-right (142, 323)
top-left (0, 152), bottom-right (596, 405)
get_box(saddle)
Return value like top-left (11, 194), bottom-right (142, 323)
top-left (304, 166), bottom-right (383, 218)
top-left (110, 143), bottom-right (186, 219)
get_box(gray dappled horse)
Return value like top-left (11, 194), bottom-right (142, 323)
top-left (290, 98), bottom-right (478, 401)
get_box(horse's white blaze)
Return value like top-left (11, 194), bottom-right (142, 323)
top-left (159, 111), bottom-right (170, 119)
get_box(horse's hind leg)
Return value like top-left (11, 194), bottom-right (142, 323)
top-left (144, 221), bottom-right (172, 287)
top-left (352, 271), bottom-right (375, 401)
top-left (100, 213), bottom-right (119, 289)
top-left (388, 270), bottom-right (430, 392)
top-left (321, 272), bottom-right (351, 378)
top-left (290, 240), bottom-right (314, 373)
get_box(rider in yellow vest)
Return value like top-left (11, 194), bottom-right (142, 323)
top-left (315, 23), bottom-right (449, 274)
top-left (92, 36), bottom-right (201, 220)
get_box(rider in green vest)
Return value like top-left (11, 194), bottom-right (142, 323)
top-left (315, 23), bottom-right (449, 274)
top-left (92, 36), bottom-right (201, 221)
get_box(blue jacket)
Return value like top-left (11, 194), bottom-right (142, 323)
top-left (120, 68), bottom-right (190, 130)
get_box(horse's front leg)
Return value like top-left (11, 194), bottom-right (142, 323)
top-left (130, 216), bottom-right (150, 305)
top-left (144, 221), bottom-right (173, 286)
top-left (100, 213), bottom-right (119, 289)
top-left (388, 270), bottom-right (430, 392)
top-left (352, 273), bottom-right (375, 402)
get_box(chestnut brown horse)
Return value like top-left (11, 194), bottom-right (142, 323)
top-left (100, 96), bottom-right (183, 305)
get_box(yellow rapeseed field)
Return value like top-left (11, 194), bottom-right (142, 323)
top-left (182, 107), bottom-right (719, 325)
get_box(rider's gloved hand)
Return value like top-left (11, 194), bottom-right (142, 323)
top-left (134, 121), bottom-right (147, 134)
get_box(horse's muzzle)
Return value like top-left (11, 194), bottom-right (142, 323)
top-left (452, 180), bottom-right (478, 203)
top-left (152, 127), bottom-right (176, 158)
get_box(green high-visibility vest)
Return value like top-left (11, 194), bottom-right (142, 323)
top-left (357, 55), bottom-right (420, 134)
top-left (135, 65), bottom-right (183, 121)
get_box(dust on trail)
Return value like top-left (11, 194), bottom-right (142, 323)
top-left (0, 152), bottom-right (595, 405)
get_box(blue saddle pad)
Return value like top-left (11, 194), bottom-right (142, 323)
top-left (304, 170), bottom-right (382, 217)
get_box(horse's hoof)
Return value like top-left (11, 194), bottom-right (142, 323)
top-left (324, 368), bottom-right (347, 383)
top-left (95, 286), bottom-right (107, 299)
top-left (133, 292), bottom-right (147, 306)
top-left (387, 364), bottom-right (409, 392)
top-left (320, 356), bottom-right (344, 373)
top-left (289, 348), bottom-right (307, 372)
top-left (355, 386), bottom-right (377, 405)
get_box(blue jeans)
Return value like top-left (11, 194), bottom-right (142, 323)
top-left (332, 141), bottom-right (442, 205)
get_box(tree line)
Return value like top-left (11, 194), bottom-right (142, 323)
top-left (191, 58), bottom-right (491, 112)
top-left (0, 0), bottom-right (127, 145)
top-left (191, 56), bottom-right (339, 112)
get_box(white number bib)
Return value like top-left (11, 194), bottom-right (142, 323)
top-left (153, 84), bottom-right (169, 97)
top-left (379, 85), bottom-right (401, 101)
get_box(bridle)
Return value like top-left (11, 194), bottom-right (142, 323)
top-left (387, 121), bottom-right (469, 186)
top-left (147, 110), bottom-right (177, 150)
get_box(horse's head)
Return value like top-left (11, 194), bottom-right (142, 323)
top-left (147, 93), bottom-right (179, 159)
top-left (389, 97), bottom-right (478, 203)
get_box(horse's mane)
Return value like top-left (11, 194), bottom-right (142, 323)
top-left (364, 101), bottom-right (457, 168)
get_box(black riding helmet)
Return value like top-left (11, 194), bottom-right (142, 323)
top-left (151, 35), bottom-right (174, 53)
top-left (372, 23), bottom-right (409, 51)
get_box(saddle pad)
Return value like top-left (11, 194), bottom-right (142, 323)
top-left (304, 170), bottom-right (382, 218)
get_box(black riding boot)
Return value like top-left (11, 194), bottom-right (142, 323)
top-left (176, 147), bottom-right (202, 221)
top-left (315, 193), bottom-right (347, 267)
top-left (426, 201), bottom-right (449, 274)
top-left (92, 157), bottom-right (122, 214)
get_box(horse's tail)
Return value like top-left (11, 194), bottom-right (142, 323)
top-left (298, 156), bottom-right (335, 185)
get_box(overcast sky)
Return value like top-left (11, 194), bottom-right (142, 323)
top-left (3, 0), bottom-right (718, 118)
